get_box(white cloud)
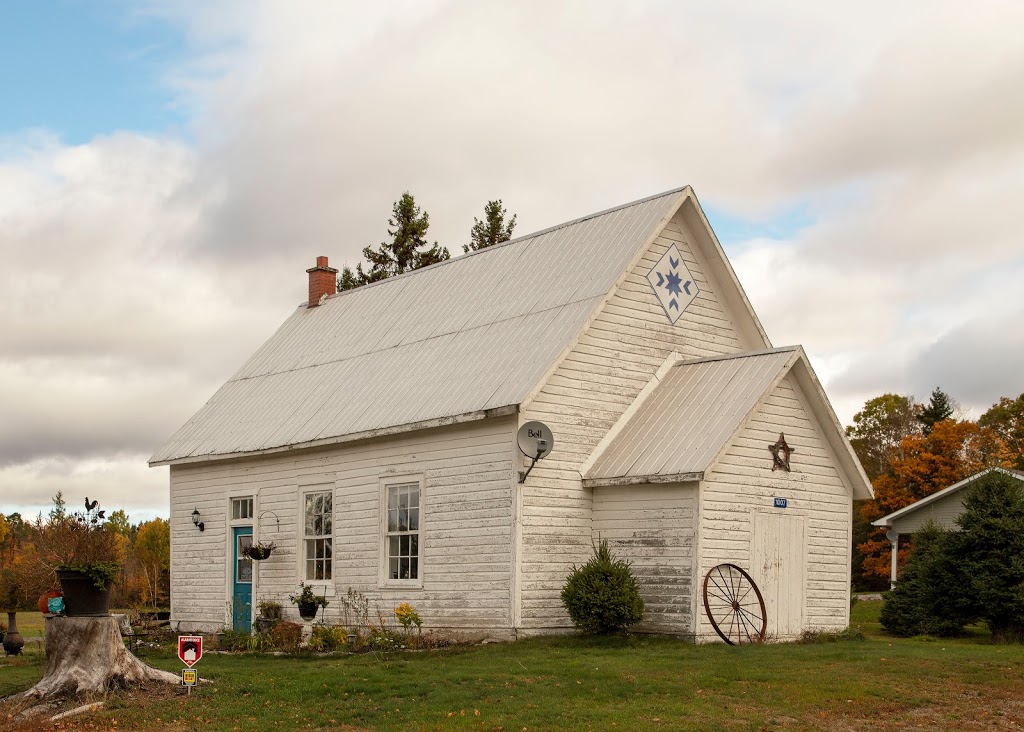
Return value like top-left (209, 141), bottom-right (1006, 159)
top-left (2, 0), bottom-right (1023, 516)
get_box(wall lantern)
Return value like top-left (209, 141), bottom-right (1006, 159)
top-left (191, 508), bottom-right (205, 532)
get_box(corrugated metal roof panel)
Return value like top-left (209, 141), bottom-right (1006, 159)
top-left (586, 348), bottom-right (798, 481)
top-left (151, 189), bottom-right (684, 464)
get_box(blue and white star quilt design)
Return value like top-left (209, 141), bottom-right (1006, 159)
top-left (645, 244), bottom-right (699, 325)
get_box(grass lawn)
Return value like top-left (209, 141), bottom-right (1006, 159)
top-left (3, 601), bottom-right (1024, 731)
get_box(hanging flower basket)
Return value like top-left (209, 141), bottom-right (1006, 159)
top-left (244, 542), bottom-right (277, 561)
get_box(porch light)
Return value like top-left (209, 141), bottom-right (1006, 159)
top-left (191, 508), bottom-right (205, 532)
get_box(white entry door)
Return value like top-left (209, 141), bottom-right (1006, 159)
top-left (751, 512), bottom-right (806, 639)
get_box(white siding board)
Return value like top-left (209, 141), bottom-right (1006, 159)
top-left (518, 207), bottom-right (747, 629)
top-left (697, 376), bottom-right (852, 641)
top-left (170, 416), bottom-right (518, 634)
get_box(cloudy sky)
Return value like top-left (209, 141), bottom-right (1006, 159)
top-left (2, 0), bottom-right (1022, 520)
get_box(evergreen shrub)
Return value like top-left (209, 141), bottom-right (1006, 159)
top-left (561, 540), bottom-right (644, 634)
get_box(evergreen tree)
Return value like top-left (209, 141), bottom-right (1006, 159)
top-left (917, 387), bottom-right (955, 436)
top-left (338, 192), bottom-right (449, 291)
top-left (463, 199), bottom-right (517, 253)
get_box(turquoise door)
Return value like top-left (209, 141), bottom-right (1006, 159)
top-left (232, 526), bottom-right (253, 633)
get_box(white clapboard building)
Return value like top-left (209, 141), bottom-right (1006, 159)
top-left (150, 187), bottom-right (872, 642)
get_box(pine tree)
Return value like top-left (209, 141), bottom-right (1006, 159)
top-left (918, 387), bottom-right (955, 436)
top-left (338, 192), bottom-right (450, 291)
top-left (463, 200), bottom-right (517, 253)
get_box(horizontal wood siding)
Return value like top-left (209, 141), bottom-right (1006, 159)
top-left (698, 375), bottom-right (852, 641)
top-left (169, 416), bottom-right (517, 634)
top-left (593, 483), bottom-right (697, 635)
top-left (519, 209), bottom-right (745, 629)
top-left (890, 490), bottom-right (966, 534)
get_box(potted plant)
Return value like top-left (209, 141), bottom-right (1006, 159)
top-left (254, 600), bottom-right (283, 633)
top-left (39, 497), bottom-right (124, 617)
top-left (243, 541), bottom-right (277, 561)
top-left (289, 582), bottom-right (328, 621)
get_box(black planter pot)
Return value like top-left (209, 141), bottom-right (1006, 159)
top-left (56, 568), bottom-right (113, 617)
top-left (2, 611), bottom-right (25, 656)
top-left (297, 602), bottom-right (319, 621)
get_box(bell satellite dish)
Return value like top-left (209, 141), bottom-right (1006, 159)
top-left (517, 421), bottom-right (554, 483)
top-left (885, 529), bottom-right (899, 544)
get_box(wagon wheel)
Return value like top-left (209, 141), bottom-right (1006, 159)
top-left (702, 563), bottom-right (767, 645)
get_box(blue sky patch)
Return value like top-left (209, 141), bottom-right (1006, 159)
top-left (0, 1), bottom-right (187, 144)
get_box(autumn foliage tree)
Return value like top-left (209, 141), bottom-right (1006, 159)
top-left (858, 419), bottom-right (1010, 580)
top-left (980, 393), bottom-right (1024, 470)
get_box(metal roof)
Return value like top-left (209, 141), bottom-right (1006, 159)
top-left (584, 348), bottom-right (800, 485)
top-left (150, 188), bottom-right (685, 465)
top-left (872, 467), bottom-right (1024, 528)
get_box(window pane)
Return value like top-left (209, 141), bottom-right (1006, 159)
top-left (322, 511), bottom-right (332, 535)
top-left (409, 557), bottom-right (418, 580)
top-left (324, 539), bottom-right (332, 559)
top-left (389, 535), bottom-right (399, 558)
top-left (388, 488), bottom-right (399, 511)
top-left (410, 533), bottom-right (419, 557)
top-left (400, 534), bottom-right (409, 556)
top-left (390, 558), bottom-right (399, 579)
top-left (409, 508), bottom-right (419, 531)
top-left (306, 540), bottom-right (314, 560)
top-left (408, 490), bottom-right (419, 508)
top-left (398, 509), bottom-right (408, 532)
top-left (400, 557), bottom-right (410, 579)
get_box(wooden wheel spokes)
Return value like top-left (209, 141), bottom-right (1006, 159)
top-left (702, 563), bottom-right (767, 645)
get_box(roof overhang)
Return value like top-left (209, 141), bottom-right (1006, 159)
top-left (149, 404), bottom-right (519, 467)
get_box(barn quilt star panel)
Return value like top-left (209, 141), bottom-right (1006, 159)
top-left (645, 244), bottom-right (699, 325)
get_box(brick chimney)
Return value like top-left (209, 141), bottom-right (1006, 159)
top-left (306, 256), bottom-right (338, 307)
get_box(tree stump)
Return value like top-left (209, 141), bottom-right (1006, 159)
top-left (24, 616), bottom-right (178, 699)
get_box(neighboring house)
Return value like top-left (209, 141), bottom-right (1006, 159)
top-left (871, 467), bottom-right (1024, 587)
top-left (150, 186), bottom-right (872, 642)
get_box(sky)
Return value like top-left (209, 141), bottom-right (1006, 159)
top-left (1, 0), bottom-right (1022, 521)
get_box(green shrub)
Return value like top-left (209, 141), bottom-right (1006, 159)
top-left (879, 523), bottom-right (972, 637)
top-left (880, 471), bottom-right (1024, 640)
top-left (954, 471), bottom-right (1024, 641)
top-left (309, 624), bottom-right (349, 653)
top-left (561, 540), bottom-right (644, 634)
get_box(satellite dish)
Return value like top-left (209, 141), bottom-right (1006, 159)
top-left (517, 421), bottom-right (553, 484)
top-left (885, 529), bottom-right (899, 544)
top-left (518, 421), bottom-right (554, 459)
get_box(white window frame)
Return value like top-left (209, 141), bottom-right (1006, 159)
top-left (379, 475), bottom-right (424, 588)
top-left (231, 497), bottom-right (254, 521)
top-left (300, 488), bottom-right (334, 583)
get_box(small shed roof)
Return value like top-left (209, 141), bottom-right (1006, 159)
top-left (871, 467), bottom-right (1024, 529)
top-left (151, 188), bottom-right (711, 465)
top-left (584, 348), bottom-right (798, 484)
top-left (583, 347), bottom-right (873, 499)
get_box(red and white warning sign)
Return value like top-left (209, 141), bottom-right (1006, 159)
top-left (177, 635), bottom-right (203, 667)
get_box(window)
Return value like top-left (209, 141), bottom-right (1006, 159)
top-left (303, 491), bottom-right (333, 580)
top-left (231, 497), bottom-right (253, 520)
top-left (385, 482), bottom-right (420, 581)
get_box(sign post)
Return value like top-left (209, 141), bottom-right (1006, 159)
top-left (178, 635), bottom-right (203, 695)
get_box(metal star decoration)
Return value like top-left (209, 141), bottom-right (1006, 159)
top-left (768, 433), bottom-right (794, 472)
